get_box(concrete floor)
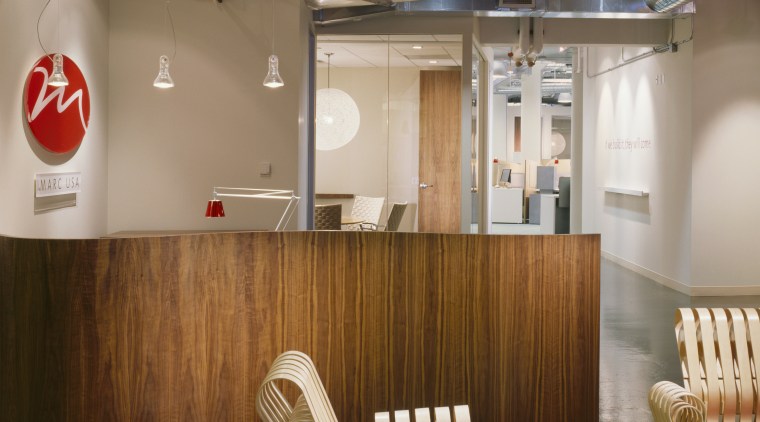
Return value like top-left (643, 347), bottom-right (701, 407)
top-left (480, 225), bottom-right (759, 420)
top-left (599, 258), bottom-right (760, 421)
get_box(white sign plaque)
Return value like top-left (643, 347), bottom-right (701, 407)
top-left (35, 172), bottom-right (82, 198)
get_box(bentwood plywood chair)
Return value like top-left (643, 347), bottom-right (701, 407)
top-left (256, 351), bottom-right (338, 422)
top-left (649, 308), bottom-right (760, 422)
top-left (375, 405), bottom-right (471, 422)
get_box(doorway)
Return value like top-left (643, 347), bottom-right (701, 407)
top-left (313, 35), bottom-right (464, 233)
top-left (489, 46), bottom-right (575, 234)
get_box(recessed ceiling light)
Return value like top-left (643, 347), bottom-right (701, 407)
top-left (412, 45), bottom-right (423, 50)
top-left (429, 60), bottom-right (438, 64)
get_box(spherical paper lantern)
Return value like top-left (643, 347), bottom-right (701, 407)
top-left (316, 88), bottom-right (360, 151)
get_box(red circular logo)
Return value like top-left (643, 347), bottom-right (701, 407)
top-left (24, 54), bottom-right (90, 154)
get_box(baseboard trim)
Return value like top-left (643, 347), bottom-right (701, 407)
top-left (602, 251), bottom-right (691, 295)
top-left (690, 285), bottom-right (760, 296)
top-left (602, 251), bottom-right (760, 297)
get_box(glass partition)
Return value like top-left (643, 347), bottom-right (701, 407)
top-left (315, 35), bottom-right (463, 233)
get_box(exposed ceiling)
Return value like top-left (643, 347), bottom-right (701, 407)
top-left (492, 46), bottom-right (574, 103)
top-left (316, 36), bottom-right (574, 103)
top-left (309, 0), bottom-right (696, 24)
top-left (306, 0), bottom-right (416, 9)
top-left (316, 35), bottom-right (463, 68)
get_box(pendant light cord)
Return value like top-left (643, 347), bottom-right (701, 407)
top-left (326, 53), bottom-right (332, 89)
top-left (165, 1), bottom-right (177, 62)
top-left (57, 0), bottom-right (61, 53)
top-left (36, 0), bottom-right (53, 63)
top-left (271, 0), bottom-right (275, 53)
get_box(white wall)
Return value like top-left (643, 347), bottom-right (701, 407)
top-left (107, 0), bottom-right (309, 233)
top-left (0, 0), bottom-right (109, 238)
top-left (492, 94), bottom-right (508, 161)
top-left (315, 66), bottom-right (420, 230)
top-left (584, 40), bottom-right (693, 291)
top-left (691, 0), bottom-right (760, 291)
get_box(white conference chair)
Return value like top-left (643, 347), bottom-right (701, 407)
top-left (346, 195), bottom-right (384, 231)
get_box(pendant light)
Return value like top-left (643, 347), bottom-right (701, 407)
top-left (36, 0), bottom-right (68, 87)
top-left (153, 1), bottom-right (176, 89)
top-left (263, 0), bottom-right (284, 88)
top-left (315, 53), bottom-right (360, 151)
top-left (49, 53), bottom-right (69, 87)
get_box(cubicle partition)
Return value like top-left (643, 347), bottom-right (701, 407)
top-left (0, 232), bottom-right (600, 421)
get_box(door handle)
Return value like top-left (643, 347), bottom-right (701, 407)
top-left (419, 183), bottom-right (434, 189)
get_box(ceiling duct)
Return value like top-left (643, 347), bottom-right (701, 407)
top-left (313, 5), bottom-right (397, 24)
top-left (499, 0), bottom-right (534, 8)
top-left (309, 0), bottom-right (420, 24)
top-left (306, 0), bottom-right (414, 9)
top-left (395, 0), bottom-right (694, 17)
top-left (645, 0), bottom-right (692, 13)
top-left (309, 0), bottom-right (694, 24)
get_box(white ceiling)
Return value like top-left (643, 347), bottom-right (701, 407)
top-left (316, 35), bottom-right (463, 68)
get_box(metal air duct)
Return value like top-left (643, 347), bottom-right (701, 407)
top-left (395, 0), bottom-right (693, 17)
top-left (309, 0), bottom-right (695, 24)
top-left (645, 0), bottom-right (692, 13)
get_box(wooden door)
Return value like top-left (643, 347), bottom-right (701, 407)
top-left (418, 70), bottom-right (462, 233)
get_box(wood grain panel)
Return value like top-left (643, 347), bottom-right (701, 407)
top-left (419, 70), bottom-right (462, 233)
top-left (0, 232), bottom-right (600, 421)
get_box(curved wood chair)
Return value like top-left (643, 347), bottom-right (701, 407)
top-left (649, 308), bottom-right (760, 422)
top-left (256, 351), bottom-right (338, 422)
top-left (314, 204), bottom-right (342, 230)
top-left (375, 405), bottom-right (470, 422)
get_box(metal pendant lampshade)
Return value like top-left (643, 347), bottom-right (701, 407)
top-left (557, 92), bottom-right (572, 104)
top-left (153, 55), bottom-right (174, 89)
top-left (263, 55), bottom-right (284, 88)
top-left (48, 53), bottom-right (69, 87)
top-left (205, 199), bottom-right (225, 218)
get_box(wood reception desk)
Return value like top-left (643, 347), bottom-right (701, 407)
top-left (0, 231), bottom-right (600, 421)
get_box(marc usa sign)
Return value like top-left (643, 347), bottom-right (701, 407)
top-left (24, 54), bottom-right (90, 154)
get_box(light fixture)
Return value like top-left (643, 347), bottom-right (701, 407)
top-left (412, 44), bottom-right (423, 50)
top-left (514, 18), bottom-right (544, 69)
top-left (263, 55), bottom-right (284, 88)
top-left (429, 60), bottom-right (438, 64)
top-left (513, 48), bottom-right (525, 67)
top-left (557, 92), bottom-right (572, 104)
top-left (492, 62), bottom-right (508, 80)
top-left (551, 132), bottom-right (567, 157)
top-left (526, 52), bottom-right (538, 67)
top-left (316, 53), bottom-right (360, 151)
top-left (48, 54), bottom-right (69, 87)
top-left (153, 55), bottom-right (174, 88)
top-left (263, 0), bottom-right (284, 88)
top-left (36, 0), bottom-right (68, 87)
top-left (153, 1), bottom-right (176, 89)
top-left (205, 187), bottom-right (300, 231)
